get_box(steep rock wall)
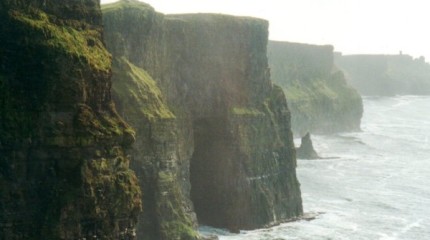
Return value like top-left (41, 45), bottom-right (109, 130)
top-left (110, 57), bottom-right (198, 240)
top-left (335, 53), bottom-right (430, 96)
top-left (0, 1), bottom-right (141, 239)
top-left (268, 41), bottom-right (363, 135)
top-left (103, 0), bottom-right (302, 234)
top-left (103, 2), bottom-right (199, 239)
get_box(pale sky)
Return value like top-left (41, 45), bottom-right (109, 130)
top-left (101, 0), bottom-right (430, 61)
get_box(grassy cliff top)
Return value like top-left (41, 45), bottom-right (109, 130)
top-left (101, 0), bottom-right (154, 13)
top-left (269, 40), bottom-right (334, 52)
top-left (102, 0), bottom-right (268, 25)
top-left (269, 41), bottom-right (334, 57)
top-left (10, 7), bottom-right (111, 72)
top-left (167, 13), bottom-right (268, 24)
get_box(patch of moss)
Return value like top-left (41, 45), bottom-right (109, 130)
top-left (71, 103), bottom-right (136, 146)
top-left (282, 72), bottom-right (361, 133)
top-left (231, 107), bottom-right (264, 116)
top-left (284, 78), bottom-right (336, 101)
top-left (82, 159), bottom-right (142, 217)
top-left (156, 171), bottom-right (198, 240)
top-left (112, 57), bottom-right (175, 122)
top-left (113, 169), bottom-right (142, 215)
top-left (10, 8), bottom-right (111, 72)
top-left (160, 220), bottom-right (198, 240)
top-left (74, 104), bottom-right (124, 137)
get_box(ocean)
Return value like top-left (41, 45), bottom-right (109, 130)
top-left (202, 95), bottom-right (430, 240)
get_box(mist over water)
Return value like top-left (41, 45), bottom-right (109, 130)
top-left (202, 95), bottom-right (430, 239)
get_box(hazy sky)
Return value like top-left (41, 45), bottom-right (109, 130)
top-left (101, 0), bottom-right (430, 60)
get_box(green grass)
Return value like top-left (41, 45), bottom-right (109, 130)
top-left (101, 0), bottom-right (154, 13)
top-left (10, 8), bottom-right (111, 71)
top-left (112, 57), bottom-right (175, 121)
top-left (156, 171), bottom-right (199, 240)
top-left (232, 107), bottom-right (264, 116)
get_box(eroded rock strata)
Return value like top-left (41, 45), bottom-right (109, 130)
top-left (110, 57), bottom-right (199, 239)
top-left (103, 0), bottom-right (303, 236)
top-left (268, 41), bottom-right (363, 135)
top-left (0, 0), bottom-right (141, 239)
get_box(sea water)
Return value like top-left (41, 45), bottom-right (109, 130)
top-left (202, 96), bottom-right (430, 240)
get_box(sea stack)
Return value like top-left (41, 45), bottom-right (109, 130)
top-left (296, 133), bottom-right (320, 159)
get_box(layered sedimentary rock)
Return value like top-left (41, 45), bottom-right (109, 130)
top-left (110, 57), bottom-right (199, 239)
top-left (268, 41), bottom-right (363, 135)
top-left (0, 0), bottom-right (141, 239)
top-left (335, 53), bottom-right (430, 96)
top-left (103, 0), bottom-right (303, 235)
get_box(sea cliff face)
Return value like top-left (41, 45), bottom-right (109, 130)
top-left (0, 0), bottom-right (141, 239)
top-left (268, 41), bottom-right (363, 135)
top-left (110, 56), bottom-right (198, 240)
top-left (335, 53), bottom-right (430, 96)
top-left (103, 0), bottom-right (303, 236)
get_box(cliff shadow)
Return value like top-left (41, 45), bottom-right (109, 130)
top-left (190, 117), bottom-right (252, 232)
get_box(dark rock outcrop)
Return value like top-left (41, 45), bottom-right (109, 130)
top-left (103, 0), bottom-right (303, 236)
top-left (335, 53), bottom-right (430, 96)
top-left (268, 41), bottom-right (363, 135)
top-left (0, 0), bottom-right (141, 239)
top-left (296, 133), bottom-right (319, 159)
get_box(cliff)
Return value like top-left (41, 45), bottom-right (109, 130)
top-left (268, 41), bottom-right (363, 135)
top-left (110, 57), bottom-right (199, 239)
top-left (103, 0), bottom-right (303, 236)
top-left (335, 53), bottom-right (430, 96)
top-left (0, 0), bottom-right (141, 239)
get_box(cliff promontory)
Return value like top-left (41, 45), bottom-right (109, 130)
top-left (0, 0), bottom-right (141, 239)
top-left (103, 0), bottom-right (303, 237)
top-left (268, 41), bottom-right (363, 135)
top-left (335, 53), bottom-right (430, 96)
